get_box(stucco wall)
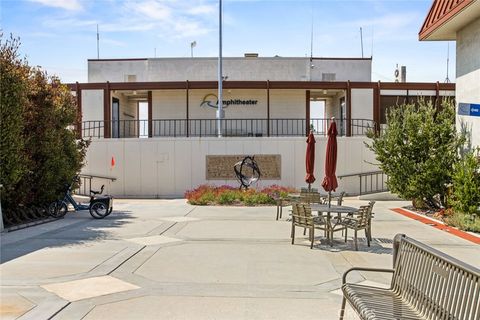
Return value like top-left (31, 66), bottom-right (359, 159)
top-left (456, 18), bottom-right (480, 149)
top-left (81, 136), bottom-right (379, 198)
top-left (82, 89), bottom-right (104, 122)
top-left (88, 57), bottom-right (372, 82)
top-left (351, 89), bottom-right (374, 120)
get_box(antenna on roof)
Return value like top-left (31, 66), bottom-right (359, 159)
top-left (371, 27), bottom-right (374, 58)
top-left (310, 10), bottom-right (314, 60)
top-left (96, 24), bottom-right (100, 59)
top-left (360, 27), bottom-right (364, 58)
top-left (445, 42), bottom-right (451, 83)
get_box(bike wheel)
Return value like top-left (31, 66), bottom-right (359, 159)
top-left (48, 201), bottom-right (68, 218)
top-left (89, 201), bottom-right (108, 219)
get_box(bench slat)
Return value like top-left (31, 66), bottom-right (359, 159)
top-left (341, 235), bottom-right (480, 320)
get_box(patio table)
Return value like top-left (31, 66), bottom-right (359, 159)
top-left (310, 204), bottom-right (358, 246)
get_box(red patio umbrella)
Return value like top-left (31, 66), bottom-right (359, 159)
top-left (321, 120), bottom-right (338, 206)
top-left (305, 131), bottom-right (316, 190)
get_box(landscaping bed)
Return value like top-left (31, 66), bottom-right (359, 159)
top-left (185, 185), bottom-right (296, 206)
top-left (404, 205), bottom-right (480, 234)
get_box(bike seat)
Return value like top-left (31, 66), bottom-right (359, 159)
top-left (90, 185), bottom-right (105, 196)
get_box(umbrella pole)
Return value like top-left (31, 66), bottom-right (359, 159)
top-left (308, 183), bottom-right (311, 192)
top-left (328, 191), bottom-right (331, 208)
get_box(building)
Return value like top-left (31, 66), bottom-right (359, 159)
top-left (420, 0), bottom-right (480, 149)
top-left (69, 55), bottom-right (455, 197)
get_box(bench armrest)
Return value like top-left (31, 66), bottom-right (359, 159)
top-left (342, 267), bottom-right (395, 287)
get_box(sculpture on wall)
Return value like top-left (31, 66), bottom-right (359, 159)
top-left (233, 156), bottom-right (261, 189)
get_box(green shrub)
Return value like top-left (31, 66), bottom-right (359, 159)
top-left (197, 191), bottom-right (215, 205)
top-left (217, 191), bottom-right (237, 205)
top-left (446, 211), bottom-right (480, 233)
top-left (366, 99), bottom-right (464, 209)
top-left (0, 34), bottom-right (88, 216)
top-left (452, 150), bottom-right (480, 217)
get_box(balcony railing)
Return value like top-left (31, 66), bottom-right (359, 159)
top-left (81, 118), bottom-right (375, 139)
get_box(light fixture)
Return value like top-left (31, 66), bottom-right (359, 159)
top-left (133, 90), bottom-right (137, 95)
top-left (323, 90), bottom-right (328, 95)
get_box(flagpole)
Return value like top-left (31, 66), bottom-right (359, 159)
top-left (217, 0), bottom-right (223, 137)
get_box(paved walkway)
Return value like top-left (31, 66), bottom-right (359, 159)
top-left (1, 199), bottom-right (479, 320)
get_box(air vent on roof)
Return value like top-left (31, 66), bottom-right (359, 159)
top-left (322, 73), bottom-right (336, 81)
top-left (244, 53), bottom-right (259, 58)
top-left (124, 74), bottom-right (137, 82)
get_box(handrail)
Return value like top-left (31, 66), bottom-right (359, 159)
top-left (80, 118), bottom-right (376, 139)
top-left (76, 174), bottom-right (116, 196)
top-left (338, 170), bottom-right (384, 179)
top-left (78, 174), bottom-right (117, 181)
top-left (338, 170), bottom-right (388, 195)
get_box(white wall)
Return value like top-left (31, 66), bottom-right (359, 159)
top-left (88, 57), bottom-right (372, 82)
top-left (81, 136), bottom-right (379, 198)
top-left (456, 18), bottom-right (480, 149)
top-left (88, 60), bottom-right (148, 82)
top-left (82, 89), bottom-right (104, 122)
top-left (351, 89), bottom-right (373, 120)
top-left (310, 59), bottom-right (372, 82)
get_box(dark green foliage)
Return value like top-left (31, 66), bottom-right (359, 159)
top-left (366, 99), bottom-right (464, 209)
top-left (0, 35), bottom-right (30, 208)
top-left (452, 150), bottom-right (480, 217)
top-left (0, 34), bottom-right (88, 216)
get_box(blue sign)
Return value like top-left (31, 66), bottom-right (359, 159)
top-left (458, 103), bottom-right (480, 117)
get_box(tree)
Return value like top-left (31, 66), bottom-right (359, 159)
top-left (366, 99), bottom-right (464, 209)
top-left (0, 35), bottom-right (30, 208)
top-left (452, 150), bottom-right (480, 217)
top-left (0, 34), bottom-right (88, 221)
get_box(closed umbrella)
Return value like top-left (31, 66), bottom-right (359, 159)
top-left (321, 120), bottom-right (338, 207)
top-left (305, 131), bottom-right (316, 190)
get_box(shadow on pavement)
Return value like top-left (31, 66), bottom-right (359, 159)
top-left (0, 210), bottom-right (135, 264)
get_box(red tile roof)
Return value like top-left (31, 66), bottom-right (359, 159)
top-left (419, 0), bottom-right (474, 40)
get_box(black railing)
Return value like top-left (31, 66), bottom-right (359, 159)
top-left (82, 118), bottom-right (375, 139)
top-left (338, 170), bottom-right (389, 195)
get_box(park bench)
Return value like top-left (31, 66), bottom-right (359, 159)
top-left (340, 234), bottom-right (480, 320)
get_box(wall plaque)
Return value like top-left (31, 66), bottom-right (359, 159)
top-left (206, 155), bottom-right (281, 180)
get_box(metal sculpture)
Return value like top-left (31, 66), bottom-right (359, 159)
top-left (234, 156), bottom-right (261, 189)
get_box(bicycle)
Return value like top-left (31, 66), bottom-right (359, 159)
top-left (48, 178), bottom-right (114, 219)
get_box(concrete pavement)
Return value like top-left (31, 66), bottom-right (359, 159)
top-left (1, 199), bottom-right (479, 320)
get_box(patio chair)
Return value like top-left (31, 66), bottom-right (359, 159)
top-left (366, 201), bottom-right (375, 241)
top-left (299, 190), bottom-right (322, 204)
top-left (291, 203), bottom-right (327, 249)
top-left (340, 206), bottom-right (371, 251)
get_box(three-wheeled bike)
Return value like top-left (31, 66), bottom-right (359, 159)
top-left (49, 178), bottom-right (113, 219)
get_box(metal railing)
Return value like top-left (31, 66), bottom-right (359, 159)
top-left (82, 118), bottom-right (376, 139)
top-left (76, 174), bottom-right (117, 196)
top-left (338, 170), bottom-right (389, 195)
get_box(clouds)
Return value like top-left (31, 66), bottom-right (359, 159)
top-left (35, 0), bottom-right (218, 39)
top-left (119, 0), bottom-right (217, 38)
top-left (29, 0), bottom-right (83, 11)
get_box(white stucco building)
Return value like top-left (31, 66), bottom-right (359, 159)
top-left (420, 0), bottom-right (480, 149)
top-left (70, 55), bottom-right (455, 197)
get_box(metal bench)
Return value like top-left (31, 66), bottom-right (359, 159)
top-left (340, 234), bottom-right (480, 320)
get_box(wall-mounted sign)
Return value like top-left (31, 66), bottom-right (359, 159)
top-left (206, 155), bottom-right (281, 180)
top-left (458, 103), bottom-right (480, 117)
top-left (200, 94), bottom-right (258, 109)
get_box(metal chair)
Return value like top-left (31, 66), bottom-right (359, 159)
top-left (291, 203), bottom-right (326, 249)
top-left (340, 206), bottom-right (371, 251)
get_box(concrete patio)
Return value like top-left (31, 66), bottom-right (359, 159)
top-left (1, 199), bottom-right (479, 320)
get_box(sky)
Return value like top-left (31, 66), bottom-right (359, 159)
top-left (1, 0), bottom-right (455, 83)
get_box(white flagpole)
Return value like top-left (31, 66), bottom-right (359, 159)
top-left (217, 0), bottom-right (223, 137)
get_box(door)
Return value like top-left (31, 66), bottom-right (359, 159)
top-left (112, 98), bottom-right (120, 138)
